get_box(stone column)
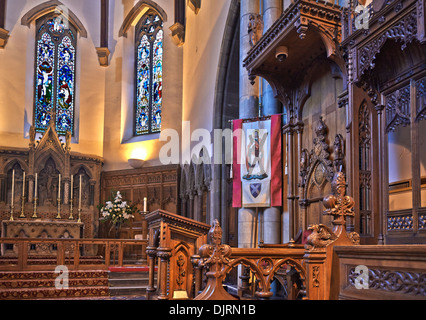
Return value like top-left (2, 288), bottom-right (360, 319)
top-left (181, 197), bottom-right (187, 217)
top-left (238, 0), bottom-right (260, 249)
top-left (261, 0), bottom-right (283, 245)
top-left (262, 0), bottom-right (282, 117)
top-left (195, 189), bottom-right (203, 222)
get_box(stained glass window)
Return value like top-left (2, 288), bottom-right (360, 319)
top-left (34, 15), bottom-right (77, 136)
top-left (135, 11), bottom-right (163, 136)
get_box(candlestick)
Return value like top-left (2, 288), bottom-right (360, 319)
top-left (22, 171), bottom-right (25, 198)
top-left (58, 174), bottom-right (61, 198)
top-left (56, 198), bottom-right (61, 219)
top-left (34, 173), bottom-right (38, 199)
top-left (11, 169), bottom-right (15, 205)
top-left (143, 197), bottom-right (147, 213)
top-left (79, 175), bottom-right (82, 210)
top-left (56, 174), bottom-right (61, 219)
top-left (9, 170), bottom-right (15, 221)
top-left (32, 197), bottom-right (38, 219)
top-left (20, 171), bottom-right (26, 218)
top-left (69, 175), bottom-right (74, 220)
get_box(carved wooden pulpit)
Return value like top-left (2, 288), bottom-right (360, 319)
top-left (145, 209), bottom-right (210, 300)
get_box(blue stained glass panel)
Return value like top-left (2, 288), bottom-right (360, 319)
top-left (136, 35), bottom-right (151, 135)
top-left (56, 36), bottom-right (75, 134)
top-left (135, 12), bottom-right (163, 136)
top-left (35, 32), bottom-right (55, 132)
top-left (34, 16), bottom-right (77, 136)
top-left (47, 17), bottom-right (66, 34)
top-left (151, 30), bottom-right (163, 133)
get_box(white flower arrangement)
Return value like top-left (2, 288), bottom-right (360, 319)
top-left (99, 191), bottom-right (135, 228)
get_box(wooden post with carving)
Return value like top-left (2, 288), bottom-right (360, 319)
top-left (194, 220), bottom-right (238, 300)
top-left (303, 171), bottom-right (360, 300)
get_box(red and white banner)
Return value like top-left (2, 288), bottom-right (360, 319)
top-left (232, 115), bottom-right (282, 208)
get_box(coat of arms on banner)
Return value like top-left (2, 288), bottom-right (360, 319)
top-left (241, 122), bottom-right (271, 207)
top-left (232, 115), bottom-right (282, 209)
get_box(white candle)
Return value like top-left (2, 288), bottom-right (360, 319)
top-left (22, 171), bottom-right (25, 198)
top-left (79, 175), bottom-right (82, 210)
top-left (35, 173), bottom-right (38, 198)
top-left (143, 197), bottom-right (147, 212)
top-left (11, 169), bottom-right (15, 204)
top-left (58, 174), bottom-right (61, 199)
top-left (70, 175), bottom-right (73, 200)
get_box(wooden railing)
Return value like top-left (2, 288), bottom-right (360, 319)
top-left (0, 238), bottom-right (148, 271)
top-left (188, 171), bottom-right (360, 300)
top-left (192, 229), bottom-right (308, 300)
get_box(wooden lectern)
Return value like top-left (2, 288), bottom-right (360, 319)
top-left (145, 210), bottom-right (210, 300)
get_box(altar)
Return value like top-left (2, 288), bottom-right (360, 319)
top-left (0, 117), bottom-right (103, 240)
top-left (1, 219), bottom-right (83, 256)
top-left (2, 219), bottom-right (83, 239)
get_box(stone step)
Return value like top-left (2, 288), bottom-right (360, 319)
top-left (0, 277), bottom-right (109, 289)
top-left (0, 270), bottom-right (109, 280)
top-left (107, 268), bottom-right (156, 297)
top-left (0, 286), bottom-right (110, 300)
top-left (108, 286), bottom-right (147, 297)
top-left (108, 271), bottom-right (150, 279)
top-left (108, 277), bottom-right (150, 287)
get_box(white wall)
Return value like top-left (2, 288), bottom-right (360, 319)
top-left (102, 0), bottom-right (183, 171)
top-left (0, 0), bottom-right (105, 157)
top-left (0, 0), bottom-right (233, 172)
top-left (182, 0), bottom-right (232, 162)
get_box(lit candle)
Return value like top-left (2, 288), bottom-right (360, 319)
top-left (35, 173), bottom-right (38, 198)
top-left (11, 169), bottom-right (15, 204)
top-left (79, 175), bottom-right (82, 210)
top-left (22, 171), bottom-right (25, 198)
top-left (58, 174), bottom-right (61, 199)
top-left (143, 197), bottom-right (147, 213)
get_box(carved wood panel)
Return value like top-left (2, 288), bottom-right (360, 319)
top-left (100, 165), bottom-right (180, 239)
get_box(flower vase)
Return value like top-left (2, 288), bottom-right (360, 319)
top-left (114, 223), bottom-right (121, 239)
top-left (110, 222), bottom-right (121, 239)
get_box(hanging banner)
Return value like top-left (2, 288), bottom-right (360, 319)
top-left (232, 115), bottom-right (282, 208)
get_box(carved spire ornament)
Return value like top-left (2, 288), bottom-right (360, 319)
top-left (194, 220), bottom-right (236, 300)
top-left (306, 170), bottom-right (360, 250)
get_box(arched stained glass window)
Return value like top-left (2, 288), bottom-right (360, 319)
top-left (34, 14), bottom-right (77, 136)
top-left (135, 11), bottom-right (163, 136)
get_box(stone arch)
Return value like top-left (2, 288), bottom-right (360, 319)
top-left (118, 0), bottom-right (168, 38)
top-left (21, 0), bottom-right (87, 38)
top-left (71, 164), bottom-right (94, 180)
top-left (2, 159), bottom-right (29, 175)
top-left (34, 150), bottom-right (65, 175)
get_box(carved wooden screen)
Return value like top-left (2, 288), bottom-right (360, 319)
top-left (385, 77), bottom-right (426, 240)
top-left (359, 102), bottom-right (372, 236)
top-left (299, 118), bottom-right (337, 231)
top-left (100, 165), bottom-right (180, 239)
